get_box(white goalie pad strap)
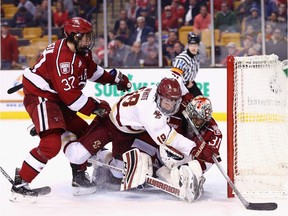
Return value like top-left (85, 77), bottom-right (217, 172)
top-left (121, 149), bottom-right (153, 191)
top-left (61, 131), bottom-right (77, 147)
top-left (110, 158), bottom-right (124, 179)
top-left (159, 144), bottom-right (185, 169)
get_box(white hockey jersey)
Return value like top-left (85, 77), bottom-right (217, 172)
top-left (109, 85), bottom-right (196, 156)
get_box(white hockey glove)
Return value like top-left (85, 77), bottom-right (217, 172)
top-left (159, 144), bottom-right (185, 169)
top-left (121, 149), bottom-right (153, 191)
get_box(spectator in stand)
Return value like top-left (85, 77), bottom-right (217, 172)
top-left (92, 35), bottom-right (105, 66)
top-left (169, 41), bottom-right (185, 60)
top-left (34, 0), bottom-right (50, 27)
top-left (128, 16), bottom-right (153, 46)
top-left (266, 28), bottom-right (288, 61)
top-left (214, 2), bottom-right (239, 33)
top-left (108, 40), bottom-right (124, 67)
top-left (242, 24), bottom-right (257, 43)
top-left (1, 21), bottom-right (19, 70)
top-left (63, 0), bottom-right (76, 18)
top-left (247, 47), bottom-right (259, 56)
top-left (171, 0), bottom-right (185, 21)
top-left (115, 20), bottom-right (132, 45)
top-left (125, 41), bottom-right (146, 67)
top-left (239, 35), bottom-right (254, 57)
top-left (53, 1), bottom-right (69, 28)
top-left (127, 0), bottom-right (140, 23)
top-left (138, 7), bottom-right (155, 31)
top-left (11, 6), bottom-right (34, 28)
top-left (162, 30), bottom-right (182, 62)
top-left (114, 36), bottom-right (131, 63)
top-left (184, 0), bottom-right (200, 26)
top-left (265, 0), bottom-right (278, 18)
top-left (143, 47), bottom-right (158, 67)
top-left (193, 4), bottom-right (211, 35)
top-left (243, 7), bottom-right (261, 34)
top-left (141, 32), bottom-right (159, 55)
top-left (108, 29), bottom-right (116, 43)
top-left (146, 0), bottom-right (157, 20)
top-left (137, 0), bottom-right (149, 8)
top-left (277, 4), bottom-right (287, 24)
top-left (213, 0), bottom-right (234, 13)
top-left (265, 24), bottom-right (274, 42)
top-left (267, 11), bottom-right (286, 33)
top-left (235, 0), bottom-right (257, 23)
top-left (156, 5), bottom-right (178, 32)
top-left (114, 9), bottom-right (135, 34)
top-left (219, 42), bottom-right (241, 66)
top-left (18, 0), bottom-right (36, 16)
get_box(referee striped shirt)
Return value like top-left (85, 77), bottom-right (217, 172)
top-left (171, 50), bottom-right (200, 83)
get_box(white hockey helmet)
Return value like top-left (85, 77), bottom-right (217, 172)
top-left (186, 95), bottom-right (212, 128)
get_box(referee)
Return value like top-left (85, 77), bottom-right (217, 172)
top-left (171, 32), bottom-right (202, 97)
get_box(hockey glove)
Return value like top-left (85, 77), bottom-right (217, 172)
top-left (92, 98), bottom-right (111, 117)
top-left (109, 68), bottom-right (132, 92)
top-left (191, 141), bottom-right (219, 164)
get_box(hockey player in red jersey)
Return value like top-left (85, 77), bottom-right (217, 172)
top-left (11, 17), bottom-right (131, 199)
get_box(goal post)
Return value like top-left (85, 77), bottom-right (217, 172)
top-left (227, 54), bottom-right (288, 198)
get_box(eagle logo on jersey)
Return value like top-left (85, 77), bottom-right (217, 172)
top-left (153, 110), bottom-right (162, 119)
top-left (59, 62), bottom-right (70, 74)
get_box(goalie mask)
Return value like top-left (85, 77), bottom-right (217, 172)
top-left (156, 78), bottom-right (182, 116)
top-left (64, 17), bottom-right (95, 55)
top-left (186, 96), bottom-right (212, 129)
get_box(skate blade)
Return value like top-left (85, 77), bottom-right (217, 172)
top-left (9, 192), bottom-right (37, 203)
top-left (72, 186), bottom-right (97, 196)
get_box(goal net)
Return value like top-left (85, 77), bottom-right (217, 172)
top-left (227, 54), bottom-right (288, 198)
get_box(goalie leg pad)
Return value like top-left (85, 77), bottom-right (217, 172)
top-left (121, 149), bottom-right (153, 191)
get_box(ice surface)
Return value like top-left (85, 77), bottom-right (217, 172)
top-left (0, 120), bottom-right (287, 216)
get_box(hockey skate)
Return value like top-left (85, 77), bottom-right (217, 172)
top-left (10, 168), bottom-right (38, 202)
top-left (72, 170), bottom-right (97, 196)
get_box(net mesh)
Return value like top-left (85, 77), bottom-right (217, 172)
top-left (232, 54), bottom-right (288, 197)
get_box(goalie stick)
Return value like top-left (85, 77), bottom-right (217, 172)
top-left (182, 110), bottom-right (278, 211)
top-left (7, 83), bottom-right (23, 94)
top-left (87, 157), bottom-right (185, 201)
top-left (0, 166), bottom-right (51, 196)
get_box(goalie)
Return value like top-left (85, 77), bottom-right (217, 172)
top-left (93, 96), bottom-right (222, 202)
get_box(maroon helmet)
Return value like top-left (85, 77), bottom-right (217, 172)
top-left (156, 78), bottom-right (182, 115)
top-left (64, 17), bottom-right (94, 54)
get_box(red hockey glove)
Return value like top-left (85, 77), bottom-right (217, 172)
top-left (191, 141), bottom-right (219, 163)
top-left (93, 98), bottom-right (111, 117)
top-left (109, 68), bottom-right (132, 92)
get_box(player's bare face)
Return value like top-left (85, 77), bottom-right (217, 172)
top-left (188, 44), bottom-right (199, 55)
top-left (160, 98), bottom-right (177, 113)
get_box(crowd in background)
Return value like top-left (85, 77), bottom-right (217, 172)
top-left (1, 0), bottom-right (288, 70)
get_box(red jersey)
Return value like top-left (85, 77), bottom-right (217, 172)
top-left (1, 33), bottom-right (19, 62)
top-left (22, 39), bottom-right (114, 116)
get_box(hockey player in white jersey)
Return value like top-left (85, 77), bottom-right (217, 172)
top-left (64, 78), bottom-right (197, 164)
top-left (93, 96), bottom-right (222, 202)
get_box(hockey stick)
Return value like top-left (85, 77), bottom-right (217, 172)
top-left (7, 83), bottom-right (23, 94)
top-left (0, 166), bottom-right (14, 185)
top-left (87, 157), bottom-right (184, 200)
top-left (182, 110), bottom-right (278, 211)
